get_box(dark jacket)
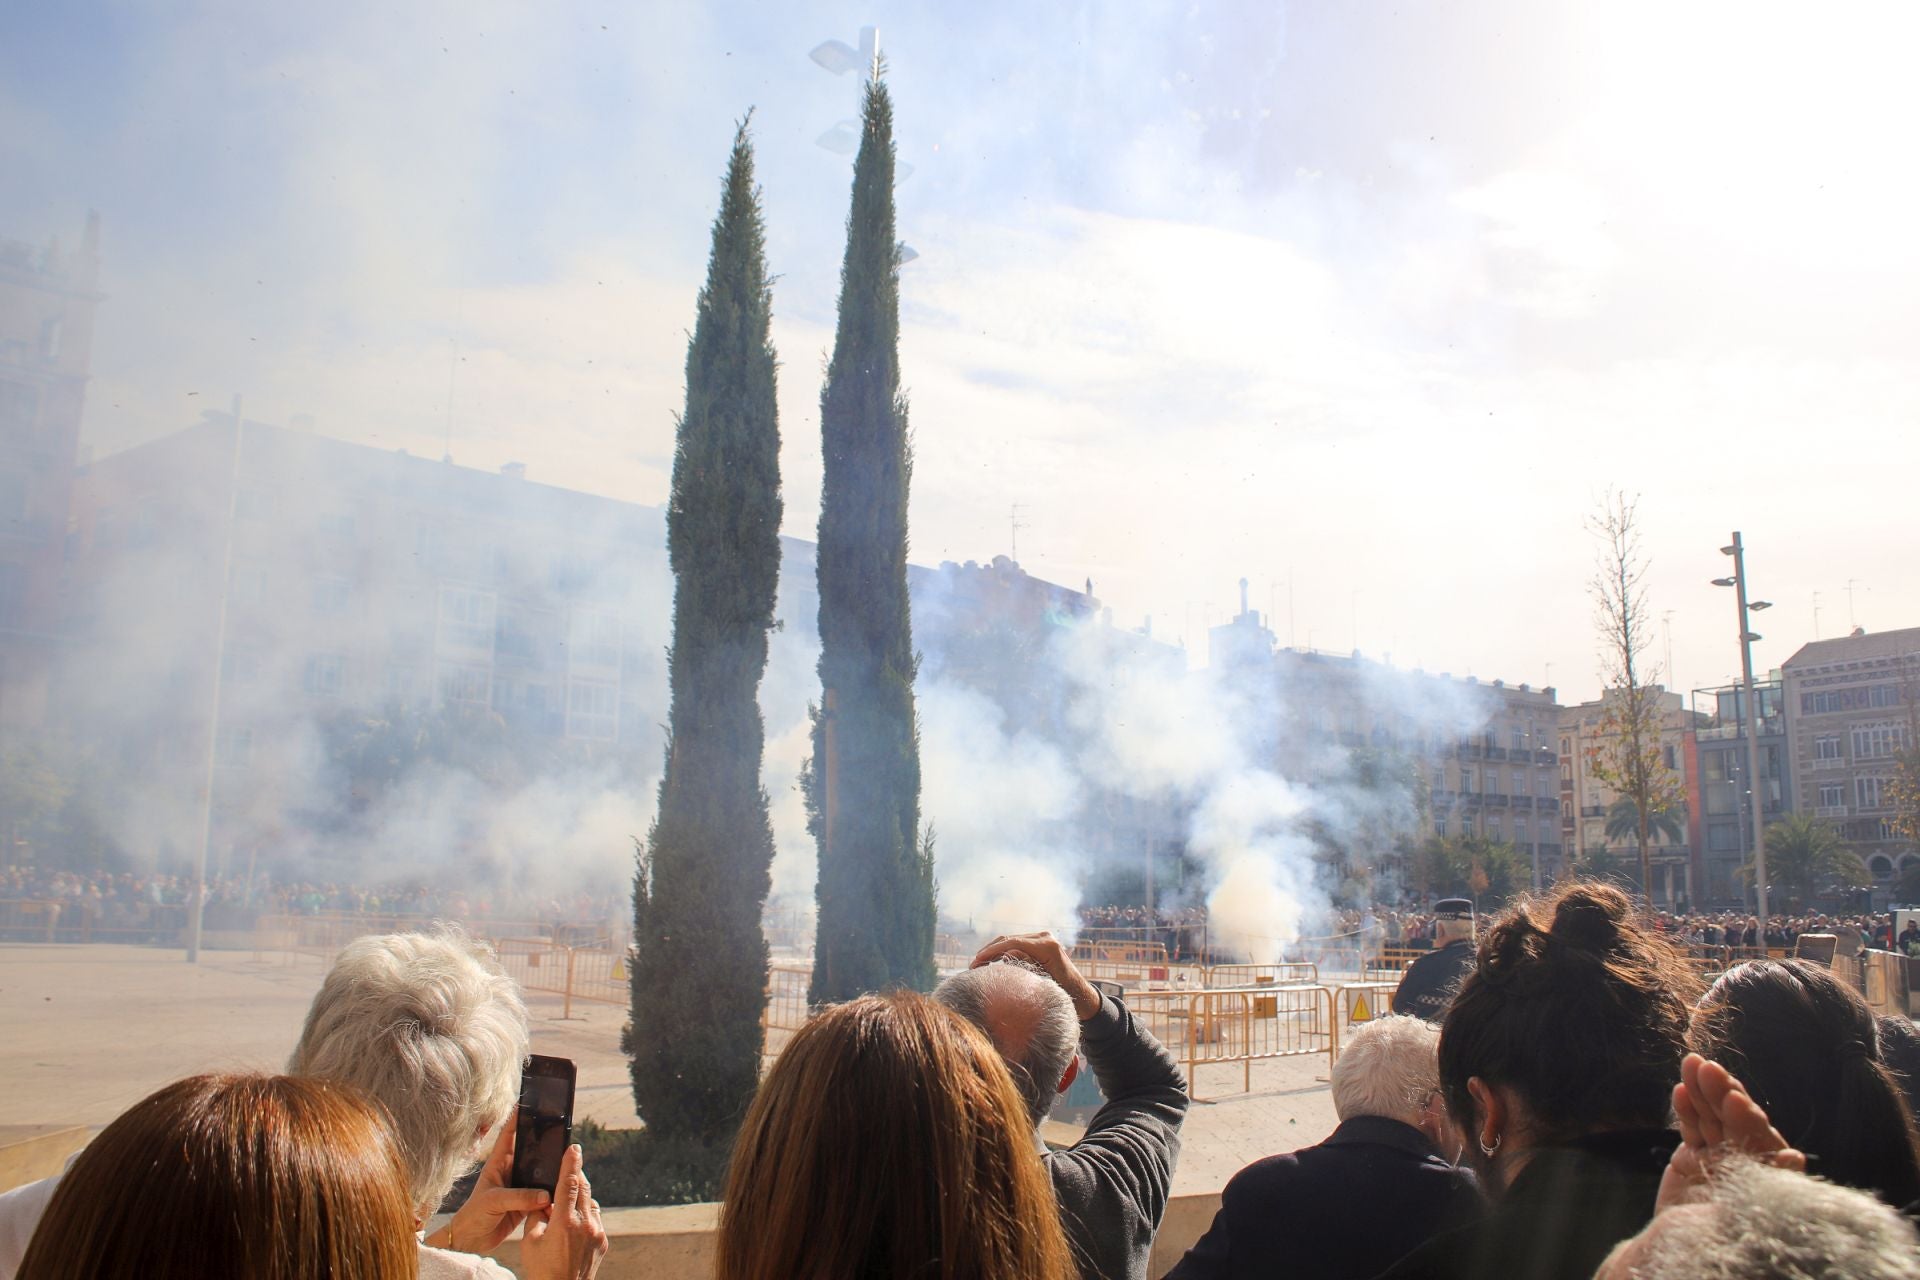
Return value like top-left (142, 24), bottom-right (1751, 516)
top-left (1166, 1115), bottom-right (1482, 1280)
top-left (1375, 1129), bottom-right (1679, 1280)
top-left (1045, 993), bottom-right (1190, 1280)
top-left (1391, 939), bottom-right (1475, 1022)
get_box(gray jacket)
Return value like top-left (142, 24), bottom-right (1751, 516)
top-left (1044, 993), bottom-right (1190, 1280)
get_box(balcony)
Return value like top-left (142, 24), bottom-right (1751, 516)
top-left (1487, 747), bottom-right (1509, 761)
top-left (1580, 805), bottom-right (1606, 819)
top-left (1808, 758), bottom-right (1846, 771)
top-left (1816, 805), bottom-right (1849, 819)
top-left (1512, 795), bottom-right (1535, 811)
top-left (1485, 794), bottom-right (1510, 808)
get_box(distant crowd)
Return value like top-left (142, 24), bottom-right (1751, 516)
top-left (0, 865), bottom-right (621, 935)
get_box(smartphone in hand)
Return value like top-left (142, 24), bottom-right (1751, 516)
top-left (509, 1054), bottom-right (577, 1195)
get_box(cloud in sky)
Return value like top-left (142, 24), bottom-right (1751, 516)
top-left (1, 0), bottom-right (1916, 703)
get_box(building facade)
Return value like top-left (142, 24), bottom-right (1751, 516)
top-left (1780, 627), bottom-right (1920, 890)
top-left (0, 214), bottom-right (100, 734)
top-left (1687, 678), bottom-right (1790, 907)
top-left (1558, 688), bottom-right (1705, 910)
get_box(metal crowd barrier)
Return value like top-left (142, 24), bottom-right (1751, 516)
top-left (761, 963), bottom-right (811, 1059)
top-left (1204, 962), bottom-right (1320, 988)
top-left (1125, 984), bottom-right (1337, 1100)
top-left (0, 898), bottom-right (189, 944)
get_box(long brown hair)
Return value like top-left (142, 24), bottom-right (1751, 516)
top-left (718, 990), bottom-right (1077, 1280)
top-left (19, 1073), bottom-right (419, 1280)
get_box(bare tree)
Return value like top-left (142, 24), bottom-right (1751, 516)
top-left (1587, 491), bottom-right (1685, 910)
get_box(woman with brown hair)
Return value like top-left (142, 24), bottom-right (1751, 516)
top-left (717, 989), bottom-right (1078, 1280)
top-left (1379, 882), bottom-right (1703, 1280)
top-left (17, 1073), bottom-right (420, 1279)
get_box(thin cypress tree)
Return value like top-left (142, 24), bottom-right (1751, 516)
top-left (623, 118), bottom-right (782, 1150)
top-left (810, 72), bottom-right (935, 1004)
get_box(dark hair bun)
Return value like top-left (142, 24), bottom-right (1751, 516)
top-left (1549, 883), bottom-right (1630, 951)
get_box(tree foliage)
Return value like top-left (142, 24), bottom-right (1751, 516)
top-left (1604, 797), bottom-right (1686, 847)
top-left (1405, 835), bottom-right (1523, 909)
top-left (624, 118), bottom-right (783, 1166)
top-left (809, 73), bottom-right (934, 1003)
top-left (1744, 813), bottom-right (1869, 911)
top-left (1586, 491), bottom-right (1684, 909)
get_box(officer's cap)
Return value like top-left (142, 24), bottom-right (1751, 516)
top-left (1434, 898), bottom-right (1475, 921)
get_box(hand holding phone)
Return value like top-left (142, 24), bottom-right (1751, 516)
top-left (511, 1055), bottom-right (577, 1196)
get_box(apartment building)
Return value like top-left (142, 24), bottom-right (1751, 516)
top-left (1558, 688), bottom-right (1706, 910)
top-left (1780, 627), bottom-right (1920, 887)
top-left (0, 214), bottom-right (100, 734)
top-left (1687, 678), bottom-right (1790, 907)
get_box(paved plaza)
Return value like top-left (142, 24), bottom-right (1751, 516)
top-left (0, 943), bottom-right (1338, 1198)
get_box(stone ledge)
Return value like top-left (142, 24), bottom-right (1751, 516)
top-left (453, 1191), bottom-right (1223, 1279)
top-left (0, 1126), bottom-right (89, 1194)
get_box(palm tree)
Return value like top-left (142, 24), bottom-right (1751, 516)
top-left (1605, 797), bottom-right (1686, 846)
top-left (1745, 813), bottom-right (1869, 911)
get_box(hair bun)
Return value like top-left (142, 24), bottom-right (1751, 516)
top-left (1550, 884), bottom-right (1630, 951)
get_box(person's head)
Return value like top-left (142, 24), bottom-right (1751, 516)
top-left (288, 927), bottom-right (529, 1214)
top-left (718, 990), bottom-right (1076, 1280)
top-left (932, 958), bottom-right (1079, 1129)
top-left (1595, 1157), bottom-right (1920, 1280)
top-left (18, 1073), bottom-right (417, 1280)
top-left (1438, 882), bottom-right (1699, 1189)
top-left (1433, 898), bottom-right (1476, 946)
top-left (1333, 1014), bottom-right (1442, 1128)
top-left (1687, 960), bottom-right (1920, 1207)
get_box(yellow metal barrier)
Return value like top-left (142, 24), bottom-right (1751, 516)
top-left (1125, 985), bottom-right (1336, 1101)
top-left (1333, 981), bottom-right (1400, 1044)
top-left (1204, 962), bottom-right (1320, 988)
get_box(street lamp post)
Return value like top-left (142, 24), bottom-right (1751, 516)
top-left (1714, 532), bottom-right (1772, 948)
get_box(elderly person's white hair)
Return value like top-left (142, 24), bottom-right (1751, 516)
top-left (1331, 1015), bottom-right (1439, 1125)
top-left (288, 928), bottom-right (529, 1214)
top-left (1601, 1157), bottom-right (1920, 1280)
top-left (932, 958), bottom-right (1078, 1129)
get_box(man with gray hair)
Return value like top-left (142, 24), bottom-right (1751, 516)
top-left (1167, 1015), bottom-right (1481, 1280)
top-left (933, 932), bottom-right (1188, 1280)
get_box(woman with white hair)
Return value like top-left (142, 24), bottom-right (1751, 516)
top-left (288, 928), bottom-right (605, 1278)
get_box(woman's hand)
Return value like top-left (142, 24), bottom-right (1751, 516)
top-left (1658, 1053), bottom-right (1806, 1211)
top-left (521, 1144), bottom-right (608, 1280)
top-left (427, 1118), bottom-right (552, 1255)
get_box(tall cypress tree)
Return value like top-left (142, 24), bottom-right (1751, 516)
top-left (624, 119), bottom-right (782, 1149)
top-left (810, 73), bottom-right (935, 1004)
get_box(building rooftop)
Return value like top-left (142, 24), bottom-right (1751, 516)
top-left (1781, 627), bottom-right (1920, 672)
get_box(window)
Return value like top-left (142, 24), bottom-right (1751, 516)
top-left (1814, 735), bottom-right (1844, 760)
top-left (1536, 772), bottom-right (1553, 798)
top-left (1818, 783), bottom-right (1844, 808)
top-left (1510, 729), bottom-right (1524, 753)
top-left (1434, 816), bottom-right (1447, 836)
top-left (1515, 818), bottom-right (1529, 843)
top-left (1560, 736), bottom-right (1571, 755)
top-left (302, 653), bottom-right (345, 696)
top-left (1707, 824), bottom-right (1741, 852)
top-left (1460, 767), bottom-right (1475, 792)
top-left (312, 577), bottom-right (350, 616)
top-left (438, 587), bottom-right (497, 652)
top-left (568, 609), bottom-right (621, 670)
top-left (438, 663), bottom-right (490, 705)
top-left (567, 679), bottom-right (618, 740)
top-left (1489, 814), bottom-right (1502, 837)
top-left (1662, 744), bottom-right (1677, 770)
top-left (1461, 812), bottom-right (1476, 838)
top-left (1803, 684), bottom-right (1905, 714)
top-left (1852, 724), bottom-right (1909, 760)
top-left (1856, 777), bottom-right (1886, 810)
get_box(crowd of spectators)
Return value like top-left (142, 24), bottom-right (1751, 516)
top-left (0, 864), bottom-right (621, 936)
top-left (5, 885), bottom-right (1920, 1276)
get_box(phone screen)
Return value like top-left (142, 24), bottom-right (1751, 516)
top-left (510, 1055), bottom-right (575, 1195)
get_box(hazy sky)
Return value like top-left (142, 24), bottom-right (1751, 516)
top-left (4, 0), bottom-right (1916, 705)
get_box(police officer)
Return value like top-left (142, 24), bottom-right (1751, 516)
top-left (1391, 898), bottom-right (1476, 1022)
